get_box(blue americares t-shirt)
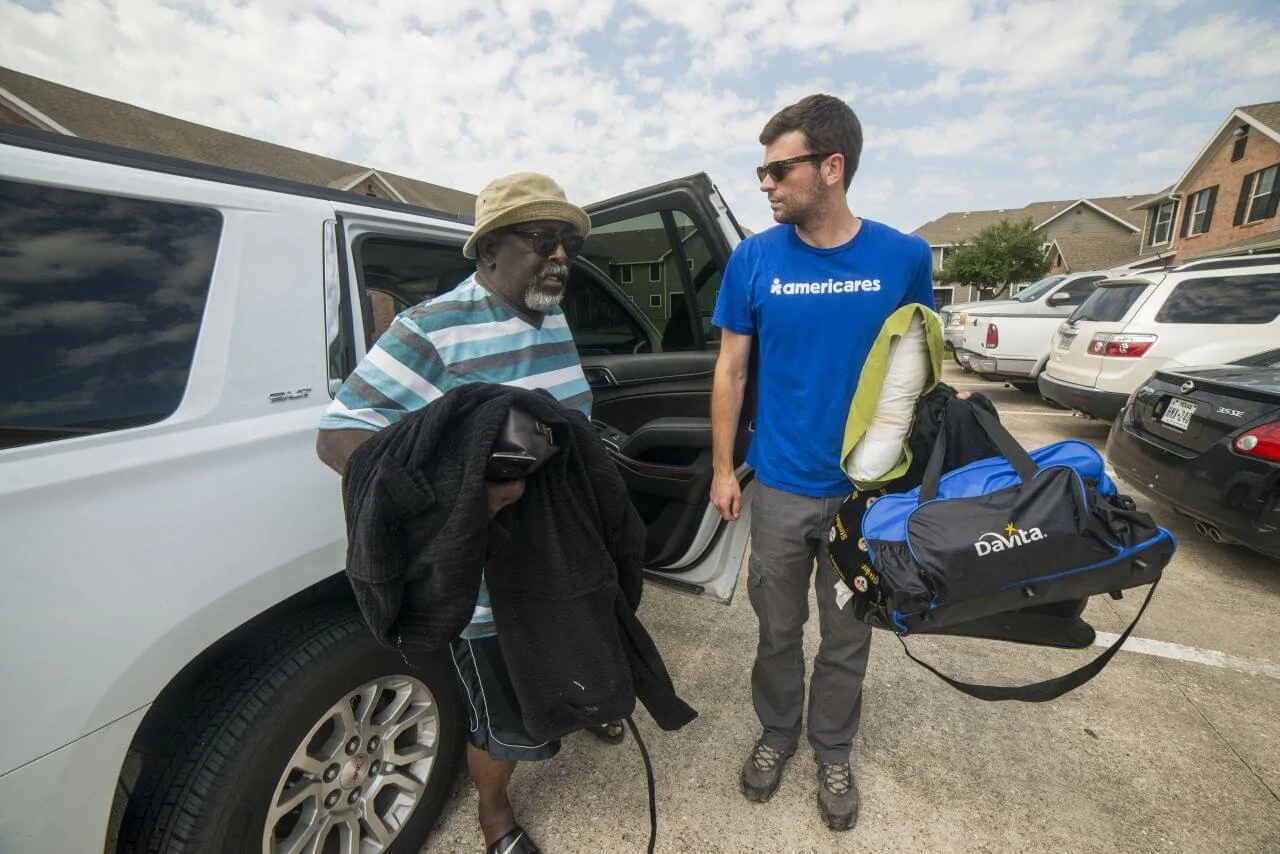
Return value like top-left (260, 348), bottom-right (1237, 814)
top-left (712, 219), bottom-right (936, 498)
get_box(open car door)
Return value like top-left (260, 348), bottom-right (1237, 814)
top-left (561, 174), bottom-right (755, 602)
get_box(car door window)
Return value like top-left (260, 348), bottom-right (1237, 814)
top-left (352, 238), bottom-right (475, 345)
top-left (559, 273), bottom-right (655, 356)
top-left (1057, 275), bottom-right (1103, 305)
top-left (578, 210), bottom-right (720, 352)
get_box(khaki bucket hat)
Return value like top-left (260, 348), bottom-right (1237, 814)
top-left (462, 172), bottom-right (591, 259)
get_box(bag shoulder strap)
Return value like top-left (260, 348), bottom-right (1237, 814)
top-left (898, 577), bottom-right (1159, 702)
top-left (919, 401), bottom-right (1039, 504)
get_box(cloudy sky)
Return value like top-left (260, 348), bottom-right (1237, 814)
top-left (2, 0), bottom-right (1278, 234)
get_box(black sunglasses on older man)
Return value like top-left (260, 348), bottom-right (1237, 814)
top-left (756, 152), bottom-right (833, 183)
top-left (510, 229), bottom-right (586, 258)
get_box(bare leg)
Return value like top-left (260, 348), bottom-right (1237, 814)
top-left (468, 744), bottom-right (518, 846)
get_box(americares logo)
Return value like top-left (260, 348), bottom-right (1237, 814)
top-left (770, 277), bottom-right (881, 296)
top-left (973, 521), bottom-right (1045, 556)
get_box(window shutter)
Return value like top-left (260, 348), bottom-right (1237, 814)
top-left (1265, 173), bottom-right (1280, 220)
top-left (1201, 185), bottom-right (1218, 233)
top-left (1234, 173), bottom-right (1255, 226)
top-left (1179, 197), bottom-right (1192, 238)
top-left (1146, 208), bottom-right (1158, 244)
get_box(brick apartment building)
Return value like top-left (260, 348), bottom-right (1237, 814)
top-left (1130, 102), bottom-right (1280, 262)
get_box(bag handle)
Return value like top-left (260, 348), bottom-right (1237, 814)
top-left (897, 577), bottom-right (1159, 702)
top-left (919, 401), bottom-right (1039, 504)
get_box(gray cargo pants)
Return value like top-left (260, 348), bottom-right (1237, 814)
top-left (747, 482), bottom-right (872, 764)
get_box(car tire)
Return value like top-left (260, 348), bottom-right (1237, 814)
top-left (116, 606), bottom-right (464, 854)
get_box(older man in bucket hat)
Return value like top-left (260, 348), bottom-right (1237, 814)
top-left (318, 173), bottom-right (623, 854)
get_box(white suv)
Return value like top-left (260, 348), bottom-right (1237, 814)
top-left (0, 126), bottom-right (754, 854)
top-left (1038, 255), bottom-right (1280, 420)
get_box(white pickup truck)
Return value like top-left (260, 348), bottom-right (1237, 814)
top-left (959, 268), bottom-right (1136, 390)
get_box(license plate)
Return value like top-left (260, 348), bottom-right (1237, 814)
top-left (1160, 397), bottom-right (1196, 431)
top-left (1055, 331), bottom-right (1076, 351)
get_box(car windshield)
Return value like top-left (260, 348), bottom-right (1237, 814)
top-left (1067, 282), bottom-right (1150, 323)
top-left (1014, 274), bottom-right (1067, 302)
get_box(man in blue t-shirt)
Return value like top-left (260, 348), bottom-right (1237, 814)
top-left (710, 94), bottom-right (935, 832)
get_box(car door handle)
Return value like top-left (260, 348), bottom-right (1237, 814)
top-left (584, 367), bottom-right (618, 387)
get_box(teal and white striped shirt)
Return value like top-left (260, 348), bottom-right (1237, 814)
top-left (322, 274), bottom-right (592, 638)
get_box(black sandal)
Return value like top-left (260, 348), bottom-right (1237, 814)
top-left (585, 719), bottom-right (626, 744)
top-left (486, 824), bottom-right (541, 854)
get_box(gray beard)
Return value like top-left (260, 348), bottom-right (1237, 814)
top-left (524, 261), bottom-right (569, 312)
top-left (524, 284), bottom-right (564, 312)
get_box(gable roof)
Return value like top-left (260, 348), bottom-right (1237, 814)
top-left (1035, 198), bottom-right (1141, 233)
top-left (1172, 101), bottom-right (1280, 195)
top-left (0, 66), bottom-right (476, 217)
top-left (1048, 232), bottom-right (1144, 273)
top-left (913, 193), bottom-right (1151, 246)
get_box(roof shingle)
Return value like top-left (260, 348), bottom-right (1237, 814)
top-left (1240, 101), bottom-right (1280, 138)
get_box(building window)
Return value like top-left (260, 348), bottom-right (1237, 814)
top-left (620, 264), bottom-right (633, 284)
top-left (649, 262), bottom-right (661, 282)
top-left (649, 293), bottom-right (663, 309)
top-left (1184, 187), bottom-right (1217, 236)
top-left (1231, 126), bottom-right (1249, 162)
top-left (1151, 202), bottom-right (1175, 245)
top-left (1246, 165), bottom-right (1278, 223)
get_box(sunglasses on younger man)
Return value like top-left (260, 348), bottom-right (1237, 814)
top-left (509, 229), bottom-right (586, 258)
top-left (756, 152), bottom-right (833, 183)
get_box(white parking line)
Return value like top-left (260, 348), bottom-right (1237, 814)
top-left (1093, 632), bottom-right (1280, 681)
top-left (992, 409), bottom-right (1082, 417)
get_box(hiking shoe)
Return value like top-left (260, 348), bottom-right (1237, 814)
top-left (740, 738), bottom-right (794, 803)
top-left (817, 761), bottom-right (859, 831)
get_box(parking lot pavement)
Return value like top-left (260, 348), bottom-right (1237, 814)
top-left (426, 366), bottom-right (1280, 853)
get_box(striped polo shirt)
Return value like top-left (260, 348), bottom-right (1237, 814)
top-left (321, 274), bottom-right (592, 638)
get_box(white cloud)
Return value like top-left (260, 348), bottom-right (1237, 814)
top-left (1, 0), bottom-right (1276, 236)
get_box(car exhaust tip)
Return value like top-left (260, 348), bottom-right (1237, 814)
top-left (1194, 521), bottom-right (1209, 537)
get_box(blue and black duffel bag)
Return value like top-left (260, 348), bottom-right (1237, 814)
top-left (860, 405), bottom-right (1176, 701)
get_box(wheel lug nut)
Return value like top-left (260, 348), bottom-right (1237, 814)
top-left (348, 787), bottom-right (362, 804)
top-left (324, 764), bottom-right (340, 783)
top-left (325, 790), bottom-right (341, 809)
top-left (369, 761), bottom-right (381, 775)
top-left (368, 736), bottom-right (380, 751)
top-left (346, 737), bottom-right (361, 755)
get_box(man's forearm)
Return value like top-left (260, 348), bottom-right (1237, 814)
top-left (316, 428), bottom-right (375, 474)
top-left (711, 361), bottom-right (747, 478)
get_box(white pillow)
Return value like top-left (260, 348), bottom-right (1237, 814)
top-left (845, 314), bottom-right (931, 482)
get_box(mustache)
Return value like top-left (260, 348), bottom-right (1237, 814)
top-left (539, 261), bottom-right (570, 280)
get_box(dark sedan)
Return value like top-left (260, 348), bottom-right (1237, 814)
top-left (1106, 348), bottom-right (1280, 561)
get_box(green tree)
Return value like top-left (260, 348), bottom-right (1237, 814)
top-left (936, 218), bottom-right (1051, 299)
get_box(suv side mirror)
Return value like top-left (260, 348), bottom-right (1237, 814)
top-left (1047, 292), bottom-right (1071, 306)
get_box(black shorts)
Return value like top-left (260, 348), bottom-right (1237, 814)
top-left (449, 635), bottom-right (561, 762)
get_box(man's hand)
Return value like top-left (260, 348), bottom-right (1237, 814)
top-left (487, 479), bottom-right (526, 517)
top-left (711, 472), bottom-right (742, 522)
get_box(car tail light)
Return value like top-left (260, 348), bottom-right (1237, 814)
top-left (1087, 333), bottom-right (1157, 357)
top-left (1234, 422), bottom-right (1280, 462)
top-left (985, 324), bottom-right (999, 349)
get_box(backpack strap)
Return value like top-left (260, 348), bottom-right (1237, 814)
top-left (897, 577), bottom-right (1160, 702)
